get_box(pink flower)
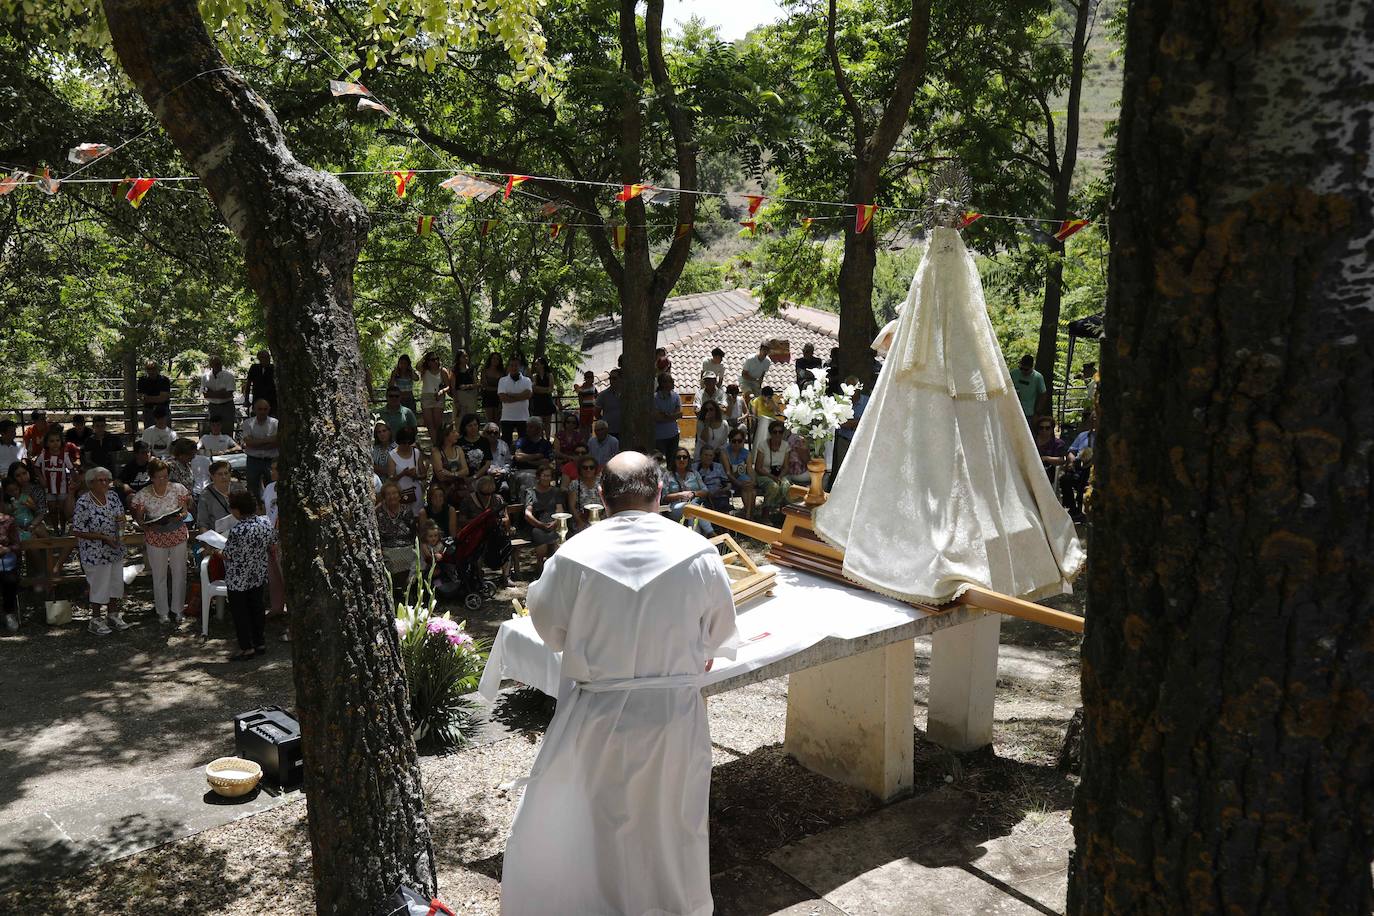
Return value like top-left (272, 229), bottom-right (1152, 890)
top-left (426, 617), bottom-right (472, 649)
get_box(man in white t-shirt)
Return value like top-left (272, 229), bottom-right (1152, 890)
top-left (198, 416), bottom-right (240, 457)
top-left (141, 407), bottom-right (178, 458)
top-left (202, 354), bottom-right (237, 428)
top-left (497, 356), bottom-right (533, 443)
top-left (0, 420), bottom-right (25, 469)
top-left (739, 341), bottom-right (771, 398)
top-left (699, 347), bottom-right (725, 387)
top-left (240, 399), bottom-right (279, 497)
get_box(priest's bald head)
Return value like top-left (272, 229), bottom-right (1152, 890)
top-left (600, 451), bottom-right (662, 516)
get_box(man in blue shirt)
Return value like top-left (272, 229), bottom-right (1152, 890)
top-left (828, 377), bottom-right (869, 487)
top-left (1061, 419), bottom-right (1096, 521)
top-left (652, 373), bottom-right (683, 457)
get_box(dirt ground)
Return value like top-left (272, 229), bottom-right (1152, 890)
top-left (0, 543), bottom-right (1085, 914)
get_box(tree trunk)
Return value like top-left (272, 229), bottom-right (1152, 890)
top-left (121, 349), bottom-right (138, 434)
top-left (618, 260), bottom-right (660, 452)
top-left (1068, 0), bottom-right (1374, 912)
top-left (836, 204), bottom-right (880, 387)
top-left (1034, 0), bottom-right (1091, 387)
top-left (102, 2), bottom-right (436, 913)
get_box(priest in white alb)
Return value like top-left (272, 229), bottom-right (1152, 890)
top-left (500, 451), bottom-right (739, 916)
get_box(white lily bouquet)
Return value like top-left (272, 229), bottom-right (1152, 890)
top-left (782, 378), bottom-right (860, 457)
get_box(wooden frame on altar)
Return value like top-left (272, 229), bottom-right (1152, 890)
top-left (711, 533), bottom-right (775, 608)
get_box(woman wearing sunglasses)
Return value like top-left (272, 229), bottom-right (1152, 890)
top-left (663, 450), bottom-right (713, 536)
top-left (566, 456), bottom-right (602, 534)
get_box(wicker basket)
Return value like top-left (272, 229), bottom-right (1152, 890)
top-left (205, 756), bottom-right (263, 798)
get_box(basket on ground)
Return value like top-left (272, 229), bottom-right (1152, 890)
top-left (205, 756), bottom-right (263, 797)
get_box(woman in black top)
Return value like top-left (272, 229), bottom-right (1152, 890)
top-left (529, 356), bottom-right (557, 432)
top-left (480, 353), bottom-right (505, 421)
top-left (456, 414), bottom-right (492, 479)
top-left (450, 349), bottom-right (479, 421)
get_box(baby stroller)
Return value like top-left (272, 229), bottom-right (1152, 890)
top-left (432, 509), bottom-right (504, 611)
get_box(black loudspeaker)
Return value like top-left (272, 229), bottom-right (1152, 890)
top-left (234, 706), bottom-right (304, 788)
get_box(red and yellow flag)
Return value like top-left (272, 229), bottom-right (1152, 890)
top-left (392, 170), bottom-right (417, 198)
top-left (328, 79), bottom-right (370, 97)
top-left (612, 225), bottom-right (627, 249)
top-left (744, 194), bottom-right (766, 217)
top-left (739, 219), bottom-right (757, 236)
top-left (503, 175), bottom-right (530, 200)
top-left (550, 223), bottom-right (564, 240)
top-left (855, 204), bottom-right (878, 234)
top-left (616, 183), bottom-right (651, 202)
top-left (36, 168), bottom-right (60, 195)
top-left (540, 201), bottom-right (561, 216)
top-left (125, 177), bottom-right (156, 208)
top-left (68, 143), bottom-right (113, 164)
top-left (957, 211), bottom-right (983, 229)
top-left (0, 172), bottom-right (27, 196)
top-left (800, 217), bottom-right (815, 232)
top-left (417, 215), bottom-right (435, 236)
top-left (675, 223), bottom-right (693, 240)
top-left (1054, 218), bottom-right (1090, 241)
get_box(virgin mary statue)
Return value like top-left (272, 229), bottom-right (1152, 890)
top-left (813, 225), bottom-right (1084, 605)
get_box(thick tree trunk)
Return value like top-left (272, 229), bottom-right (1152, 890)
top-left (1068, 0), bottom-right (1374, 912)
top-left (102, 2), bottom-right (436, 913)
top-left (836, 218), bottom-right (880, 387)
top-left (618, 261), bottom-right (660, 452)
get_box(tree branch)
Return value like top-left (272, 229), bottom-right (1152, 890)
top-left (864, 0), bottom-right (933, 165)
top-left (826, 0), bottom-right (868, 148)
top-left (644, 0), bottom-right (697, 298)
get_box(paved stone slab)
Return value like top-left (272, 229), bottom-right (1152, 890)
top-left (712, 862), bottom-right (846, 916)
top-left (768, 786), bottom-right (1069, 915)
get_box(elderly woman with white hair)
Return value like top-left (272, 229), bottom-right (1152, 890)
top-left (71, 466), bottom-right (129, 636)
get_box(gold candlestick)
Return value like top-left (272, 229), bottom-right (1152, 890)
top-left (585, 504), bottom-right (604, 524)
top-left (552, 512), bottom-right (572, 543)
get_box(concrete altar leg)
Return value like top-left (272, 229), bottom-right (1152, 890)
top-left (784, 639), bottom-right (915, 802)
top-left (926, 611), bottom-right (1001, 752)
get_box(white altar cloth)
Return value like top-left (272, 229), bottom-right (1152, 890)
top-left (477, 565), bottom-right (945, 701)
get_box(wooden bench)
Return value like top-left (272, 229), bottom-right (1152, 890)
top-left (18, 533), bottom-right (148, 586)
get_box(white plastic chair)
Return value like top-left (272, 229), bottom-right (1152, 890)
top-left (200, 556), bottom-right (228, 636)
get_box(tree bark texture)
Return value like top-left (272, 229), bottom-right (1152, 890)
top-left (1034, 0), bottom-right (1091, 387)
top-left (1069, 1), bottom-right (1374, 912)
top-left (102, 2), bottom-right (436, 912)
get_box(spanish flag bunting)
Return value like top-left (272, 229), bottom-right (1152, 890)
top-left (503, 175), bottom-right (530, 200)
top-left (957, 211), bottom-right (983, 229)
top-left (68, 143), bottom-right (113, 164)
top-left (612, 225), bottom-right (627, 249)
top-left (855, 204), bottom-right (878, 234)
top-left (550, 223), bottom-right (564, 240)
top-left (328, 79), bottom-right (370, 97)
top-left (36, 168), bottom-right (60, 195)
top-left (481, 219), bottom-right (496, 237)
top-left (0, 172), bottom-right (26, 196)
top-left (675, 223), bottom-right (692, 240)
top-left (1054, 218), bottom-right (1090, 241)
top-left (616, 183), bottom-right (650, 202)
top-left (392, 170), bottom-right (417, 198)
top-left (417, 215), bottom-right (435, 236)
top-left (739, 219), bottom-right (757, 236)
top-left (800, 217), bottom-right (815, 232)
top-left (357, 98), bottom-right (391, 115)
top-left (126, 176), bottom-right (156, 207)
top-left (745, 194), bottom-right (766, 217)
top-left (440, 173), bottom-right (502, 201)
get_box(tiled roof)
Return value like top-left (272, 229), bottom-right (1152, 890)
top-left (576, 289), bottom-right (840, 387)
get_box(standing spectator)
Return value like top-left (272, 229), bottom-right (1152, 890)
top-left (388, 354), bottom-right (420, 414)
top-left (198, 415), bottom-right (240, 457)
top-left (196, 460), bottom-right (241, 534)
top-left (370, 421), bottom-right (395, 480)
top-left (131, 458), bottom-right (191, 629)
top-left (652, 373), bottom-right (683, 457)
top-left (740, 341), bottom-right (771, 399)
top-left (240, 399), bottom-right (279, 498)
top-left (696, 373), bottom-right (725, 409)
top-left (497, 356), bottom-right (534, 443)
top-left (693, 400), bottom-right (729, 463)
top-left (376, 481), bottom-right (418, 592)
top-left (137, 361), bottom-right (172, 428)
top-left (222, 489), bottom-right (277, 661)
top-left (387, 426), bottom-right (427, 516)
top-left (418, 351), bottom-right (451, 446)
top-left (71, 467), bottom-right (128, 636)
top-left (663, 449), bottom-right (713, 535)
top-left (699, 347), bottom-right (725, 387)
top-left (261, 459), bottom-right (287, 625)
top-left (116, 442), bottom-right (154, 501)
top-left (0, 420), bottom-right (25, 469)
top-left (456, 414), bottom-right (491, 480)
top-left (201, 354), bottom-right (237, 429)
top-left (696, 446), bottom-right (733, 512)
top-left (64, 415), bottom-right (93, 450)
top-left (482, 422), bottom-right (513, 496)
top-left (243, 349), bottom-right (277, 416)
top-left (0, 502), bottom-right (18, 633)
top-left (430, 422), bottom-right (470, 499)
top-left (722, 383), bottom-right (747, 431)
top-left (655, 347), bottom-right (672, 373)
top-left (450, 349), bottom-right (480, 421)
top-left (22, 410), bottom-right (48, 456)
top-left (1034, 417), bottom-right (1068, 479)
top-left (35, 429), bottom-right (78, 533)
top-left (722, 429), bottom-right (756, 519)
top-left (829, 377), bottom-right (868, 484)
top-left (379, 387), bottom-right (418, 441)
top-left (585, 419), bottom-right (619, 467)
top-left (824, 347), bottom-right (843, 396)
top-left (1013, 354), bottom-right (1049, 422)
top-left (529, 356), bottom-right (557, 434)
top-left (479, 352), bottom-right (505, 421)
top-left (523, 463), bottom-right (565, 575)
top-left (141, 407), bottom-right (178, 459)
top-left (595, 368), bottom-right (624, 437)
top-left (753, 420), bottom-right (793, 514)
top-left (566, 456), bottom-right (602, 533)
top-left (81, 417), bottom-right (122, 472)
top-left (1062, 418), bottom-right (1095, 522)
top-left (795, 342), bottom-right (823, 388)
top-left (575, 371), bottom-right (598, 431)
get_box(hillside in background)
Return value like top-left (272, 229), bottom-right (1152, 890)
top-left (1074, 0), bottom-right (1124, 181)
